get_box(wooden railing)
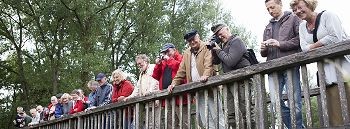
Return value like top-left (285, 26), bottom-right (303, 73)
top-left (29, 40), bottom-right (350, 129)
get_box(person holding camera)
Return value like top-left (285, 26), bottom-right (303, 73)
top-left (262, 0), bottom-right (303, 128)
top-left (168, 30), bottom-right (224, 129)
top-left (152, 43), bottom-right (188, 128)
top-left (209, 23), bottom-right (252, 128)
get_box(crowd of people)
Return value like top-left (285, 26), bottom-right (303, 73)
top-left (13, 0), bottom-right (350, 128)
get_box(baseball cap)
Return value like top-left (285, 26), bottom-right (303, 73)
top-left (211, 23), bottom-right (227, 35)
top-left (160, 43), bottom-right (175, 53)
top-left (95, 73), bottom-right (106, 81)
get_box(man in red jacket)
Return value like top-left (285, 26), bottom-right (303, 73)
top-left (152, 43), bottom-right (188, 128)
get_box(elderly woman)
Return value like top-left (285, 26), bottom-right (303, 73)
top-left (291, 0), bottom-right (350, 126)
top-left (48, 96), bottom-right (58, 120)
top-left (60, 93), bottom-right (73, 117)
top-left (86, 80), bottom-right (99, 108)
top-left (111, 69), bottom-right (134, 103)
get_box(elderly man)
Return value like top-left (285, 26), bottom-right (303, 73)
top-left (152, 43), bottom-right (189, 129)
top-left (168, 30), bottom-right (224, 129)
top-left (90, 73), bottom-right (113, 108)
top-left (210, 23), bottom-right (253, 128)
top-left (125, 54), bottom-right (159, 128)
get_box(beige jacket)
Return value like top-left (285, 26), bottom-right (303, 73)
top-left (171, 42), bottom-right (214, 85)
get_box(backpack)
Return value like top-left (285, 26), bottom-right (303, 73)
top-left (244, 49), bottom-right (259, 65)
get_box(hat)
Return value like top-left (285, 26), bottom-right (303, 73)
top-left (56, 93), bottom-right (63, 99)
top-left (160, 43), bottom-right (175, 53)
top-left (95, 73), bottom-right (106, 81)
top-left (211, 24), bottom-right (227, 35)
top-left (183, 30), bottom-right (198, 40)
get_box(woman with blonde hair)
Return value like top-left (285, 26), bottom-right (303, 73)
top-left (111, 69), bottom-right (134, 103)
top-left (291, 0), bottom-right (350, 126)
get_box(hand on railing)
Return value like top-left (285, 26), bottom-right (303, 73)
top-left (84, 106), bottom-right (96, 111)
top-left (199, 75), bottom-right (209, 82)
top-left (167, 85), bottom-right (175, 93)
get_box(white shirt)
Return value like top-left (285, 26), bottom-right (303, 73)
top-left (299, 11), bottom-right (350, 84)
top-left (190, 54), bottom-right (201, 82)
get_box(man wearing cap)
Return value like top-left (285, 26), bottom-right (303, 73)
top-left (152, 43), bottom-right (183, 93)
top-left (262, 0), bottom-right (303, 128)
top-left (168, 30), bottom-right (224, 128)
top-left (210, 23), bottom-right (252, 128)
top-left (152, 43), bottom-right (188, 128)
top-left (91, 73), bottom-right (113, 107)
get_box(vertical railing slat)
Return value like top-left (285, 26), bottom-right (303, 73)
top-left (165, 98), bottom-right (169, 129)
top-left (254, 74), bottom-right (268, 129)
top-left (118, 109), bottom-right (122, 129)
top-left (301, 65), bottom-right (313, 127)
top-left (244, 80), bottom-right (252, 129)
top-left (179, 95), bottom-right (183, 129)
top-left (152, 101), bottom-right (156, 129)
top-left (232, 82), bottom-right (242, 128)
top-left (213, 87), bottom-right (219, 129)
top-left (317, 61), bottom-right (330, 127)
top-left (122, 108), bottom-right (126, 129)
top-left (171, 97), bottom-right (176, 129)
top-left (135, 104), bottom-right (140, 129)
top-left (146, 102), bottom-right (149, 129)
top-left (335, 58), bottom-right (350, 124)
top-left (187, 93), bottom-right (192, 129)
top-left (287, 69), bottom-right (296, 129)
top-left (223, 86), bottom-right (229, 128)
top-left (204, 89), bottom-right (209, 129)
top-left (195, 92), bottom-right (200, 129)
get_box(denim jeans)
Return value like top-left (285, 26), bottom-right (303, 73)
top-left (268, 67), bottom-right (303, 129)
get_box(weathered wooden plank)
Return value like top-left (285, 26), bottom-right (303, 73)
top-left (187, 93), bottom-right (191, 129)
top-left (301, 65), bottom-right (313, 127)
top-left (287, 69), bottom-right (296, 129)
top-left (152, 101), bottom-right (155, 129)
top-left (254, 74), bottom-right (268, 129)
top-left (317, 61), bottom-right (330, 127)
top-left (146, 102), bottom-right (149, 129)
top-left (232, 82), bottom-right (242, 128)
top-left (244, 80), bottom-right (252, 129)
top-left (171, 97), bottom-right (176, 129)
top-left (223, 86), bottom-right (229, 128)
top-left (195, 92), bottom-right (200, 129)
top-left (113, 110), bottom-right (117, 129)
top-left (98, 113), bottom-right (101, 129)
top-left (204, 89), bottom-right (209, 129)
top-left (213, 87), bottom-right (219, 129)
top-left (271, 72), bottom-right (283, 129)
top-left (179, 95), bottom-right (183, 129)
top-left (118, 109), bottom-right (122, 129)
top-left (317, 95), bottom-right (324, 127)
top-left (165, 98), bottom-right (169, 129)
top-left (335, 58), bottom-right (350, 124)
top-left (94, 114), bottom-right (98, 129)
top-left (135, 104), bottom-right (140, 129)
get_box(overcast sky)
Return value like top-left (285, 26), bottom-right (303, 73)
top-left (221, 0), bottom-right (350, 46)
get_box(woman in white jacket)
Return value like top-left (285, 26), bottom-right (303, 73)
top-left (291, 0), bottom-right (350, 126)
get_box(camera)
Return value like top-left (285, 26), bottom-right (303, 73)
top-left (207, 35), bottom-right (220, 49)
top-left (157, 55), bottom-right (165, 60)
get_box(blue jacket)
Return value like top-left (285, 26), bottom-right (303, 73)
top-left (54, 103), bottom-right (63, 118)
top-left (92, 82), bottom-right (112, 107)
